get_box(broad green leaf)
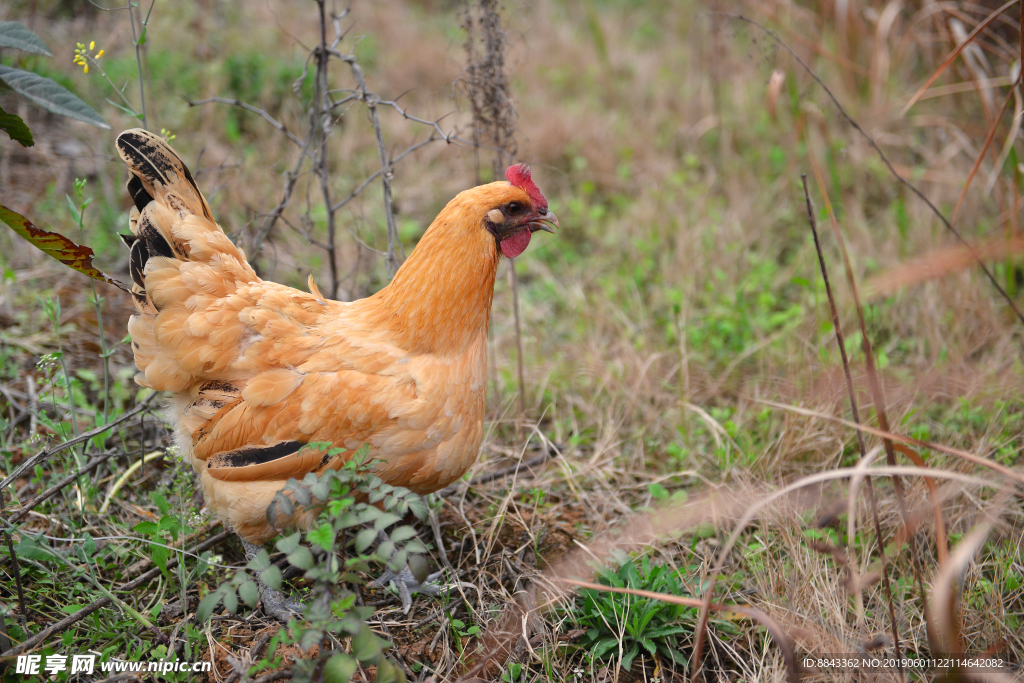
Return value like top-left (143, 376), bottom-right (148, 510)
top-left (0, 204), bottom-right (128, 291)
top-left (275, 532), bottom-right (301, 555)
top-left (590, 637), bottom-right (617, 659)
top-left (260, 565), bottom-right (282, 591)
top-left (647, 483), bottom-right (669, 500)
top-left (388, 525), bottom-right (417, 544)
top-left (196, 592), bottom-right (221, 623)
top-left (351, 625), bottom-right (382, 664)
top-left (133, 521), bottom-right (159, 535)
top-left (0, 22), bottom-right (52, 56)
top-left (298, 627), bottom-right (323, 651)
top-left (307, 523), bottom-right (335, 553)
top-left (0, 65), bottom-right (109, 129)
top-left (621, 642), bottom-right (640, 671)
top-left (323, 654), bottom-right (356, 683)
top-left (222, 588), bottom-right (237, 614)
top-left (374, 660), bottom-right (405, 683)
top-left (150, 492), bottom-right (171, 516)
top-left (238, 580), bottom-right (259, 608)
top-left (287, 546), bottom-right (314, 570)
top-left (14, 539), bottom-right (64, 565)
top-left (246, 549), bottom-right (271, 572)
top-left (293, 486), bottom-right (312, 506)
top-left (0, 105), bottom-right (33, 147)
top-left (354, 528), bottom-right (376, 554)
top-left (372, 512), bottom-right (401, 531)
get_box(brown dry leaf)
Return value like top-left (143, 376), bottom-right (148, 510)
top-left (0, 202), bottom-right (129, 292)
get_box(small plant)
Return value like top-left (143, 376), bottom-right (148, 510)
top-left (198, 444), bottom-right (428, 683)
top-left (569, 552), bottom-right (694, 672)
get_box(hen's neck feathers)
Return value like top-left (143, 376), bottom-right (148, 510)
top-left (370, 184), bottom-right (508, 355)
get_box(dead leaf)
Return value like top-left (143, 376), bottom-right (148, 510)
top-left (0, 203), bottom-right (129, 292)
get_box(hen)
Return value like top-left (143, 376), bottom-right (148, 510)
top-left (114, 129), bottom-right (556, 617)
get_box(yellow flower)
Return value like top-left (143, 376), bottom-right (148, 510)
top-left (96, 49), bottom-right (104, 59)
top-left (89, 40), bottom-right (95, 50)
top-left (83, 65), bottom-right (89, 74)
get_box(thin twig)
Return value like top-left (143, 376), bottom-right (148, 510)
top-left (188, 98), bottom-right (304, 148)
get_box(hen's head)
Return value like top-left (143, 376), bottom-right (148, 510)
top-left (479, 164), bottom-right (557, 258)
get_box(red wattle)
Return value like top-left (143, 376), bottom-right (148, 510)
top-left (500, 229), bottom-right (531, 258)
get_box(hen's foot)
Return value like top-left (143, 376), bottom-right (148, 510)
top-left (259, 584), bottom-right (305, 623)
top-left (243, 540), bottom-right (305, 623)
top-left (370, 565), bottom-right (447, 614)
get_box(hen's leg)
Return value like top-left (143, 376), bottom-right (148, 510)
top-left (242, 540), bottom-right (305, 622)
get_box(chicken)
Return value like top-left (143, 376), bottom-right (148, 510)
top-left (114, 129), bottom-right (556, 616)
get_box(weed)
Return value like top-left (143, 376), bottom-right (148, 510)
top-left (568, 552), bottom-right (694, 672)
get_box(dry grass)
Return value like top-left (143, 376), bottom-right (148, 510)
top-left (1, 0), bottom-right (1023, 681)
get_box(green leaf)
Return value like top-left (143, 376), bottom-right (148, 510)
top-left (323, 653), bottom-right (357, 683)
top-left (260, 565), bottom-right (282, 591)
top-left (14, 539), bottom-right (63, 564)
top-left (388, 525), bottom-right (417, 544)
top-left (238, 580), bottom-right (259, 608)
top-left (0, 66), bottom-right (109, 129)
top-left (372, 512), bottom-right (402, 531)
top-left (293, 486), bottom-right (312, 506)
top-left (287, 546), bottom-right (314, 570)
top-left (621, 642), bottom-right (639, 671)
top-left (351, 625), bottom-right (383, 664)
top-left (0, 22), bottom-right (52, 56)
top-left (374, 659), bottom-right (405, 683)
top-left (590, 637), bottom-right (617, 659)
top-left (310, 481), bottom-right (329, 502)
top-left (222, 588), bottom-right (238, 614)
top-left (0, 204), bottom-right (128, 291)
top-left (307, 523), bottom-right (335, 553)
top-left (354, 528), bottom-right (377, 554)
top-left (196, 592), bottom-right (221, 623)
top-left (152, 543), bottom-right (169, 577)
top-left (647, 483), bottom-right (669, 500)
top-left (275, 532), bottom-right (301, 555)
top-left (246, 549), bottom-right (271, 572)
top-left (150, 492), bottom-right (171, 516)
top-left (133, 521), bottom-right (159, 535)
top-left (0, 105), bottom-right (33, 147)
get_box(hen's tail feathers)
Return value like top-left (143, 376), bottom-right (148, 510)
top-left (116, 129), bottom-right (258, 392)
top-left (115, 129), bottom-right (252, 289)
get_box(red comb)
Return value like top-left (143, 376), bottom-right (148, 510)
top-left (505, 164), bottom-right (547, 212)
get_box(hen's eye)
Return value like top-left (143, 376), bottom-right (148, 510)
top-left (507, 202), bottom-right (522, 215)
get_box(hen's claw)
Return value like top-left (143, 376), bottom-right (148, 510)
top-left (260, 585), bottom-right (306, 623)
top-left (370, 566), bottom-right (447, 614)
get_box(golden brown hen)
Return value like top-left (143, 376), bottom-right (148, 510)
top-left (114, 129), bottom-right (556, 616)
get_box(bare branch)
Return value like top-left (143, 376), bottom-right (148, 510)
top-left (187, 97), bottom-right (305, 148)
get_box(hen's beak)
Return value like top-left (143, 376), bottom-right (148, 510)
top-left (529, 209), bottom-right (558, 234)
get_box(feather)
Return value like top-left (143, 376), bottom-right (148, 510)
top-left (111, 129), bottom-right (554, 543)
